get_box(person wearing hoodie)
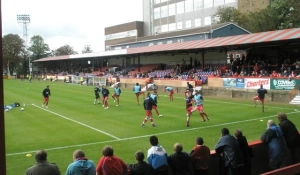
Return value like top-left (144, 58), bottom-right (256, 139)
top-left (65, 149), bottom-right (96, 175)
top-left (261, 120), bottom-right (289, 170)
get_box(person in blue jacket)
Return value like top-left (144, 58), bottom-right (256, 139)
top-left (65, 149), bottom-right (96, 175)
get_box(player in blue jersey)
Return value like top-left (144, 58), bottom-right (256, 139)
top-left (112, 85), bottom-right (121, 106)
top-left (192, 90), bottom-right (209, 122)
top-left (151, 83), bottom-right (159, 98)
top-left (133, 83), bottom-right (145, 105)
top-left (164, 86), bottom-right (174, 101)
top-left (150, 91), bottom-right (162, 117)
top-left (253, 84), bottom-right (268, 112)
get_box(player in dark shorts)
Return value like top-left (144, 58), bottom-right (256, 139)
top-left (94, 85), bottom-right (100, 105)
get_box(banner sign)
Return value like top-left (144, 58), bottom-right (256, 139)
top-left (270, 79), bottom-right (300, 90)
top-left (223, 78), bottom-right (245, 88)
top-left (245, 78), bottom-right (270, 89)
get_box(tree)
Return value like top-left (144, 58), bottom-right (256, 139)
top-left (28, 35), bottom-right (50, 61)
top-left (82, 45), bottom-right (93, 54)
top-left (2, 34), bottom-right (26, 75)
top-left (54, 44), bottom-right (78, 56)
top-left (214, 7), bottom-right (249, 31)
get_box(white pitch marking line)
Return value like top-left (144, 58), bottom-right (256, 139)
top-left (32, 104), bottom-right (121, 140)
top-left (7, 110), bottom-right (300, 156)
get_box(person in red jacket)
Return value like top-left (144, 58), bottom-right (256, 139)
top-left (189, 137), bottom-right (210, 175)
top-left (96, 145), bottom-right (128, 175)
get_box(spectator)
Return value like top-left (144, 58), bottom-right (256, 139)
top-left (25, 150), bottom-right (61, 175)
top-left (277, 112), bottom-right (300, 164)
top-left (215, 128), bottom-right (245, 175)
top-left (127, 150), bottom-right (152, 175)
top-left (96, 145), bottom-right (128, 175)
top-left (147, 135), bottom-right (168, 174)
top-left (189, 137), bottom-right (210, 175)
top-left (260, 120), bottom-right (289, 170)
top-left (168, 142), bottom-right (193, 175)
top-left (66, 149), bottom-right (96, 175)
top-left (234, 130), bottom-right (253, 175)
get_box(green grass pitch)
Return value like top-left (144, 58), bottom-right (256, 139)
top-left (4, 79), bottom-right (300, 175)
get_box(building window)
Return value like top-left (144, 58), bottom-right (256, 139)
top-left (157, 42), bottom-right (163, 45)
top-left (194, 0), bottom-right (203, 10)
top-left (225, 0), bottom-right (236, 3)
top-left (185, 0), bottom-right (194, 13)
top-left (154, 0), bottom-right (160, 5)
top-left (176, 1), bottom-right (184, 14)
top-left (177, 21), bottom-right (182, 30)
top-left (126, 45), bottom-right (129, 48)
top-left (204, 16), bottom-right (212, 25)
top-left (185, 20), bottom-right (192, 29)
top-left (161, 5), bottom-right (168, 18)
top-left (167, 40), bottom-right (173, 44)
top-left (195, 18), bottom-right (201, 27)
top-left (154, 7), bottom-right (160, 19)
top-left (154, 26), bottom-right (161, 34)
top-left (149, 43), bottom-right (154, 46)
top-left (169, 23), bottom-right (176, 31)
top-left (204, 0), bottom-right (213, 8)
top-left (161, 24), bottom-right (168, 33)
top-left (214, 0), bottom-right (224, 6)
top-left (177, 39), bottom-right (184, 43)
top-left (169, 4), bottom-right (175, 16)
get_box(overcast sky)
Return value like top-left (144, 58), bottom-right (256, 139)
top-left (2, 0), bottom-right (143, 53)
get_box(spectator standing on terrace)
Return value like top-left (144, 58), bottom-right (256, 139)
top-left (253, 84), bottom-right (267, 112)
top-left (234, 130), bottom-right (253, 175)
top-left (94, 85), bottom-right (100, 105)
top-left (164, 86), bottom-right (174, 101)
top-left (168, 142), bottom-right (194, 175)
top-left (141, 92), bottom-right (157, 127)
top-left (150, 91), bottom-right (162, 117)
top-left (277, 112), bottom-right (300, 164)
top-left (189, 137), bottom-right (210, 175)
top-left (260, 120), bottom-right (289, 170)
top-left (96, 145), bottom-right (128, 175)
top-left (66, 149), bottom-right (96, 175)
top-left (133, 83), bottom-right (145, 106)
top-left (42, 85), bottom-right (51, 108)
top-left (147, 135), bottom-right (169, 174)
top-left (191, 90), bottom-right (209, 122)
top-left (25, 150), bottom-right (61, 175)
top-left (295, 59), bottom-right (300, 74)
top-left (101, 86), bottom-right (110, 109)
top-left (127, 150), bottom-right (152, 175)
top-left (111, 84), bottom-right (121, 106)
top-left (215, 128), bottom-right (245, 175)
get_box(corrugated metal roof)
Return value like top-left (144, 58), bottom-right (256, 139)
top-left (127, 28), bottom-right (300, 54)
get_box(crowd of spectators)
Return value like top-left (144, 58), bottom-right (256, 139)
top-left (25, 112), bottom-right (300, 175)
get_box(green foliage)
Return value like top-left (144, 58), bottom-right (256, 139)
top-left (54, 44), bottom-right (78, 56)
top-left (4, 79), bottom-right (299, 175)
top-left (28, 35), bottom-right (51, 61)
top-left (2, 34), bottom-right (26, 75)
top-left (215, 0), bottom-right (300, 32)
top-left (82, 45), bottom-right (93, 54)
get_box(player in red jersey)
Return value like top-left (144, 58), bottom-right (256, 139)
top-left (185, 92), bottom-right (195, 127)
